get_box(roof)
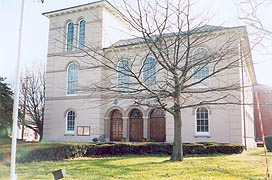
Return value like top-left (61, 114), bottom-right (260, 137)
top-left (43, 0), bottom-right (131, 28)
top-left (43, 0), bottom-right (123, 20)
top-left (43, 0), bottom-right (104, 16)
top-left (110, 25), bottom-right (236, 48)
top-left (108, 25), bottom-right (257, 86)
top-left (255, 84), bottom-right (272, 92)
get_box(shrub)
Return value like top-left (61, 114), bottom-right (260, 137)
top-left (16, 142), bottom-right (244, 163)
top-left (265, 136), bottom-right (272, 152)
top-left (92, 138), bottom-right (98, 143)
top-left (0, 128), bottom-right (8, 138)
top-left (206, 144), bottom-right (244, 154)
top-left (183, 143), bottom-right (206, 154)
top-left (18, 145), bottom-right (89, 163)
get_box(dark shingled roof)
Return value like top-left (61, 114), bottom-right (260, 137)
top-left (110, 25), bottom-right (231, 48)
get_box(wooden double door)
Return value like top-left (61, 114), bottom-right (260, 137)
top-left (129, 109), bottom-right (143, 142)
top-left (110, 110), bottom-right (123, 141)
top-left (150, 109), bottom-right (166, 142)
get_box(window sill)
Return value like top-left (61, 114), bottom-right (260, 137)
top-left (194, 134), bottom-right (211, 138)
top-left (64, 133), bottom-right (75, 136)
top-left (66, 94), bottom-right (78, 96)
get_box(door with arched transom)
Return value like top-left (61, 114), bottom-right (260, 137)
top-left (110, 109), bottom-right (123, 141)
top-left (129, 109), bottom-right (143, 142)
top-left (150, 109), bottom-right (166, 142)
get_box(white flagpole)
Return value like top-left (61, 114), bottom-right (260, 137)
top-left (10, 0), bottom-right (25, 179)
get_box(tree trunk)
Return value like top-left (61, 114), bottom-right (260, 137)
top-left (170, 109), bottom-right (183, 161)
top-left (38, 123), bottom-right (43, 141)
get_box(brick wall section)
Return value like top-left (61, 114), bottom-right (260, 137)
top-left (254, 90), bottom-right (272, 141)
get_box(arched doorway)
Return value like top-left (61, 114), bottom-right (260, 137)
top-left (129, 109), bottom-right (143, 142)
top-left (150, 109), bottom-right (166, 142)
top-left (110, 109), bottom-right (123, 141)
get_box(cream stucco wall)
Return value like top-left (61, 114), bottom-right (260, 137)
top-left (43, 1), bottom-right (256, 148)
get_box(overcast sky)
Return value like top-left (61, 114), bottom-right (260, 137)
top-left (0, 0), bottom-right (271, 86)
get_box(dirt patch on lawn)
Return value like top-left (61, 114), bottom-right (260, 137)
top-left (0, 152), bottom-right (11, 166)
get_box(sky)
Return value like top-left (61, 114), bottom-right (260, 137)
top-left (0, 0), bottom-right (271, 86)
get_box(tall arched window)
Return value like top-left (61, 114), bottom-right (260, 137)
top-left (192, 48), bottom-right (210, 87)
top-left (67, 63), bottom-right (78, 95)
top-left (78, 19), bottom-right (86, 48)
top-left (196, 107), bottom-right (209, 135)
top-left (66, 110), bottom-right (75, 134)
top-left (66, 22), bottom-right (74, 51)
top-left (143, 57), bottom-right (156, 88)
top-left (118, 59), bottom-right (131, 91)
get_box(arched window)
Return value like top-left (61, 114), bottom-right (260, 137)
top-left (66, 111), bottom-right (75, 133)
top-left (66, 22), bottom-right (74, 51)
top-left (67, 63), bottom-right (78, 95)
top-left (192, 48), bottom-right (210, 87)
top-left (143, 57), bottom-right (156, 88)
top-left (196, 107), bottom-right (209, 134)
top-left (78, 19), bottom-right (86, 48)
top-left (118, 59), bottom-right (131, 91)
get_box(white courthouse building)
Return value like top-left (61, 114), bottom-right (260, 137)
top-left (42, 0), bottom-right (257, 148)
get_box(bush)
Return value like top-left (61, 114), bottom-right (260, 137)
top-left (265, 136), bottom-right (272, 152)
top-left (0, 127), bottom-right (8, 138)
top-left (92, 138), bottom-right (98, 143)
top-left (18, 145), bottom-right (89, 163)
top-left (16, 142), bottom-right (244, 163)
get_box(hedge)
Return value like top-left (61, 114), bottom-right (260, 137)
top-left (265, 136), bottom-right (272, 152)
top-left (16, 142), bottom-right (244, 163)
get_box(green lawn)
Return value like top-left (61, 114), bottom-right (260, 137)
top-left (0, 147), bottom-right (270, 180)
top-left (0, 138), bottom-right (270, 179)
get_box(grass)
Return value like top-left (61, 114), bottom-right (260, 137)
top-left (0, 138), bottom-right (270, 180)
top-left (0, 151), bottom-right (270, 180)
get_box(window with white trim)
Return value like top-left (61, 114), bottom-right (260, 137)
top-left (67, 63), bottom-right (78, 95)
top-left (118, 59), bottom-right (131, 91)
top-left (78, 19), bottom-right (85, 48)
top-left (192, 48), bottom-right (210, 87)
top-left (196, 107), bottom-right (209, 135)
top-left (143, 57), bottom-right (156, 89)
top-left (66, 22), bottom-right (74, 51)
top-left (66, 110), bottom-right (75, 134)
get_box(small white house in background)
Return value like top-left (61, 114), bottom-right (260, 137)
top-left (17, 125), bottom-right (39, 142)
top-left (42, 0), bottom-right (257, 148)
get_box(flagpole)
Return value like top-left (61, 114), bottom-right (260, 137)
top-left (10, 0), bottom-right (25, 179)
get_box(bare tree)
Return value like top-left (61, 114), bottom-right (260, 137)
top-left (238, 0), bottom-right (272, 53)
top-left (20, 66), bottom-right (45, 141)
top-left (52, 0), bottom-right (253, 161)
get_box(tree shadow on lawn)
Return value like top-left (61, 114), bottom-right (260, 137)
top-left (185, 153), bottom-right (227, 158)
top-left (57, 154), bottom-right (261, 180)
top-left (245, 150), bottom-right (272, 158)
top-left (62, 155), bottom-right (170, 176)
top-left (72, 155), bottom-right (168, 167)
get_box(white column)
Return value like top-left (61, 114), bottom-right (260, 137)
top-left (104, 118), bottom-right (110, 141)
top-left (122, 117), bottom-right (129, 141)
top-left (143, 117), bottom-right (148, 139)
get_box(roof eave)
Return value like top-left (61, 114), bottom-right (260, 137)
top-left (42, 0), bottom-right (106, 18)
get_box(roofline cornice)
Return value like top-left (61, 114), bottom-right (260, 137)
top-left (43, 0), bottom-right (104, 17)
top-left (42, 0), bottom-right (120, 18)
top-left (42, 0), bottom-right (131, 28)
top-left (239, 27), bottom-right (257, 85)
